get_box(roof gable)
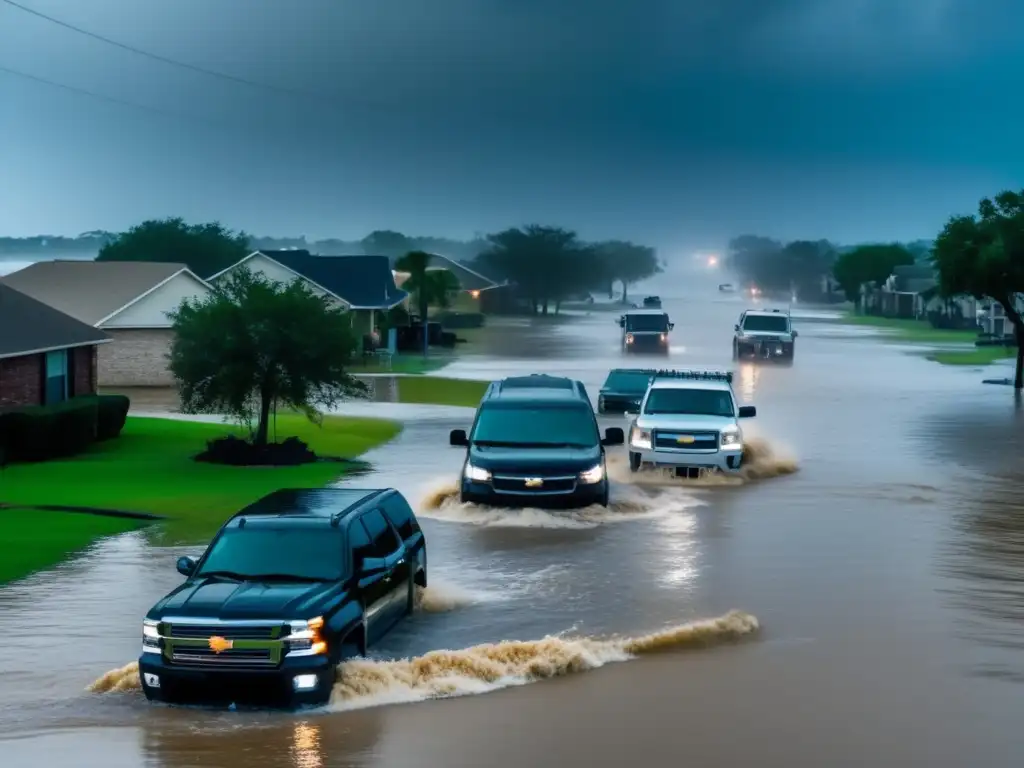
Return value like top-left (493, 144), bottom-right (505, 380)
top-left (0, 283), bottom-right (110, 359)
top-left (264, 252), bottom-right (409, 309)
top-left (0, 260), bottom-right (194, 326)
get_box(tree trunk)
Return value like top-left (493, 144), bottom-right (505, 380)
top-left (542, 298), bottom-right (549, 315)
top-left (607, 280), bottom-right (614, 299)
top-left (254, 389), bottom-right (273, 447)
top-left (420, 291), bottom-right (430, 357)
top-left (1000, 296), bottom-right (1024, 390)
top-left (621, 280), bottom-right (628, 303)
top-left (554, 300), bottom-right (561, 314)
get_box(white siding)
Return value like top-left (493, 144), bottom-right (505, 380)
top-left (101, 272), bottom-right (212, 328)
top-left (216, 254), bottom-right (349, 309)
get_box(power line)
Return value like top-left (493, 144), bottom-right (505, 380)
top-left (0, 63), bottom-right (238, 129)
top-left (0, 0), bottom-right (312, 99)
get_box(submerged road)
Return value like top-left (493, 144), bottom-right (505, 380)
top-left (1, 286), bottom-right (1023, 767)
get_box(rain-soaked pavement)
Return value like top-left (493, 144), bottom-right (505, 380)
top-left (3, 285), bottom-right (1024, 767)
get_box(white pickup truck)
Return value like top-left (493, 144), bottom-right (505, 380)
top-left (626, 370), bottom-right (757, 478)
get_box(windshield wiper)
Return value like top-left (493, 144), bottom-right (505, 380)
top-left (474, 440), bottom-right (589, 448)
top-left (197, 570), bottom-right (246, 581)
top-left (243, 573), bottom-right (329, 583)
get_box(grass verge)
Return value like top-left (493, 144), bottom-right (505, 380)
top-left (839, 312), bottom-right (979, 344)
top-left (348, 354), bottom-right (451, 375)
top-left (0, 414), bottom-right (402, 548)
top-left (926, 347), bottom-right (1015, 366)
top-left (0, 508), bottom-right (146, 585)
top-left (396, 376), bottom-right (489, 407)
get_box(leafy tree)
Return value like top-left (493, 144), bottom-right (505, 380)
top-left (593, 240), bottom-right (661, 302)
top-left (362, 230), bottom-right (413, 259)
top-left (726, 235), bottom-right (835, 297)
top-left (168, 268), bottom-right (366, 446)
top-left (933, 190), bottom-right (1024, 389)
top-left (394, 251), bottom-right (462, 355)
top-left (832, 244), bottom-right (916, 303)
top-left (96, 217), bottom-right (250, 278)
top-left (478, 225), bottom-right (595, 314)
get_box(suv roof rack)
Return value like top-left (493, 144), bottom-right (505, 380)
top-left (652, 369), bottom-right (734, 383)
top-left (499, 374), bottom-right (574, 390)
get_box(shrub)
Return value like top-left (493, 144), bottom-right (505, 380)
top-left (96, 394), bottom-right (131, 440)
top-left (195, 435), bottom-right (317, 466)
top-left (0, 397), bottom-right (98, 462)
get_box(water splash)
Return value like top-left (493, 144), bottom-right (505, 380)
top-left (609, 437), bottom-right (798, 488)
top-left (88, 610), bottom-right (760, 710)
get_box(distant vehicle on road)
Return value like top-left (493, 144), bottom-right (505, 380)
top-left (642, 296), bottom-right (662, 309)
top-left (732, 308), bottom-right (797, 362)
top-left (626, 370), bottom-right (756, 478)
top-left (598, 368), bottom-right (657, 414)
top-left (450, 374), bottom-right (623, 508)
top-left (718, 283), bottom-right (735, 293)
top-left (618, 309), bottom-right (673, 354)
top-left (139, 488), bottom-right (428, 708)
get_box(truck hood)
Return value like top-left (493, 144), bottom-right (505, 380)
top-left (468, 444), bottom-right (601, 474)
top-left (152, 578), bottom-right (346, 621)
top-left (632, 413), bottom-right (738, 431)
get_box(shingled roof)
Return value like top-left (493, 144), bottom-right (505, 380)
top-left (0, 260), bottom-right (201, 326)
top-left (219, 251), bottom-right (408, 309)
top-left (0, 282), bottom-right (110, 360)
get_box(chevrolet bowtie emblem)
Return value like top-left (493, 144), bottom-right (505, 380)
top-left (208, 635), bottom-right (233, 653)
top-left (676, 435), bottom-right (695, 444)
top-left (524, 478), bottom-right (544, 488)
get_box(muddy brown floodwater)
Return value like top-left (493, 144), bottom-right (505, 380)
top-left (3, 283), bottom-right (1024, 767)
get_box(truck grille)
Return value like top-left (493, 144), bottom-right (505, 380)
top-left (492, 475), bottom-right (577, 494)
top-left (165, 623), bottom-right (284, 640)
top-left (169, 646), bottom-right (278, 668)
top-left (653, 430), bottom-right (719, 451)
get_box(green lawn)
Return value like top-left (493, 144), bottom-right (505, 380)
top-left (0, 414), bottom-right (401, 548)
top-left (0, 508), bottom-right (147, 585)
top-left (348, 354), bottom-right (451, 375)
top-left (396, 376), bottom-right (490, 407)
top-left (926, 347), bottom-right (1015, 366)
top-left (839, 313), bottom-right (979, 343)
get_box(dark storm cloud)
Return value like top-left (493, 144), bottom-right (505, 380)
top-left (1, 0), bottom-right (1022, 242)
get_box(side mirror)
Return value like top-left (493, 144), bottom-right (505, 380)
top-left (791, 329), bottom-right (798, 338)
top-left (734, 324), bottom-right (740, 332)
top-left (602, 427), bottom-right (625, 446)
top-left (449, 429), bottom-right (468, 446)
top-left (625, 400), bottom-right (641, 414)
top-left (176, 556), bottom-right (197, 577)
top-left (617, 317), bottom-right (625, 327)
top-left (668, 323), bottom-right (675, 330)
top-left (738, 405), bottom-right (756, 418)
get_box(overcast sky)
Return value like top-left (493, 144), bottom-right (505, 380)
top-left (1, 0), bottom-right (1021, 251)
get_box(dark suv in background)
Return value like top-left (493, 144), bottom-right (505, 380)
top-left (450, 374), bottom-right (623, 507)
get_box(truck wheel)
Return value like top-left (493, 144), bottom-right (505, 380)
top-left (732, 341), bottom-right (739, 360)
top-left (629, 452), bottom-right (641, 472)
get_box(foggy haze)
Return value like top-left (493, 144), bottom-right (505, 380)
top-left (2, 0), bottom-right (1022, 248)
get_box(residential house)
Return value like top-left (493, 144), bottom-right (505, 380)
top-left (0, 260), bottom-right (212, 387)
top-left (208, 250), bottom-right (409, 340)
top-left (0, 282), bottom-right (111, 409)
top-left (978, 295), bottom-right (1024, 338)
top-left (392, 252), bottom-right (514, 314)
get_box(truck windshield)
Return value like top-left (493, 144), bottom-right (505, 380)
top-left (472, 403), bottom-right (598, 447)
top-left (742, 314), bottom-right (789, 333)
top-left (625, 314), bottom-right (668, 332)
top-left (604, 371), bottom-right (654, 393)
top-left (196, 527), bottom-right (345, 582)
top-left (644, 389), bottom-right (735, 417)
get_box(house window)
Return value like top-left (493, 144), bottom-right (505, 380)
top-left (44, 349), bottom-right (68, 405)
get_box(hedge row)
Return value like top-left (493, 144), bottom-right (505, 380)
top-left (0, 394), bottom-right (130, 465)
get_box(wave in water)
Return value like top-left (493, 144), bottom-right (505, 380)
top-left (89, 610), bottom-right (760, 710)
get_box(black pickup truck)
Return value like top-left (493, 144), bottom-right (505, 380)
top-left (597, 368), bottom-right (656, 414)
top-left (138, 488), bottom-right (427, 708)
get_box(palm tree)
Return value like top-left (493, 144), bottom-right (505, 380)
top-left (395, 251), bottom-right (461, 356)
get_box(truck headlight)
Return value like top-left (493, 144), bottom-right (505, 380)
top-left (464, 462), bottom-right (491, 482)
top-left (630, 427), bottom-right (652, 450)
top-left (720, 428), bottom-right (742, 448)
top-left (578, 463), bottom-right (604, 484)
top-left (286, 616), bottom-right (327, 656)
top-left (625, 333), bottom-right (634, 344)
top-left (142, 619), bottom-right (161, 652)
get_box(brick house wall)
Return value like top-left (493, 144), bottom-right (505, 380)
top-left (0, 353), bottom-right (43, 409)
top-left (72, 346), bottom-right (97, 397)
top-left (98, 329), bottom-right (175, 387)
